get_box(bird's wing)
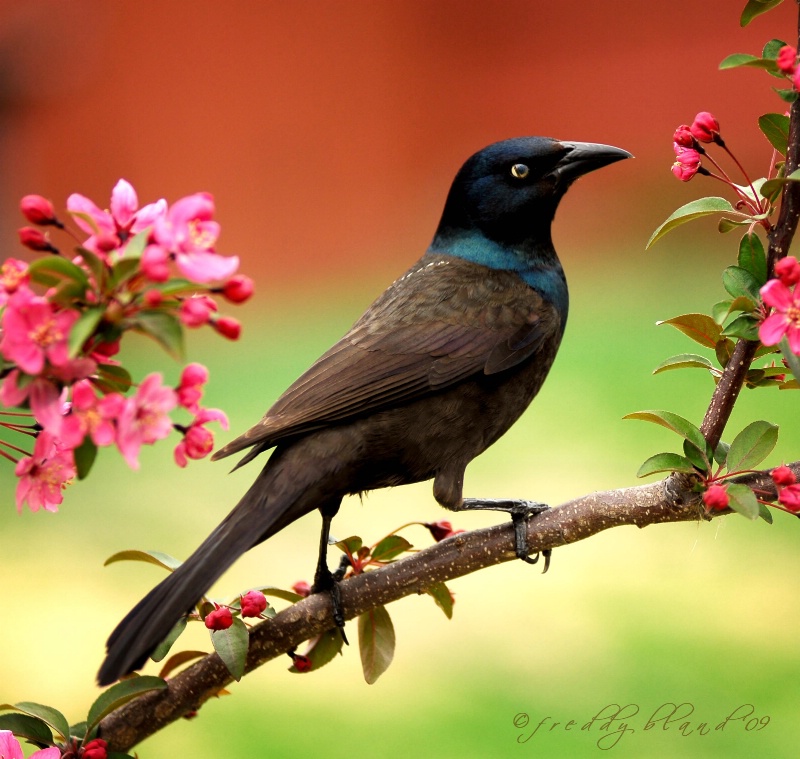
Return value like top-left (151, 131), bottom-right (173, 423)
top-left (212, 255), bottom-right (562, 461)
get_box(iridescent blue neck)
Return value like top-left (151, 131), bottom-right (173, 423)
top-left (427, 231), bottom-right (569, 324)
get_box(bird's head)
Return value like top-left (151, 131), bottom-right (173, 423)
top-left (434, 136), bottom-right (631, 249)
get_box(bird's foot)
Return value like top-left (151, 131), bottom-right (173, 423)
top-left (311, 554), bottom-right (350, 644)
top-left (460, 498), bottom-right (551, 571)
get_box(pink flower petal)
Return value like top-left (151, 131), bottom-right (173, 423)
top-left (111, 179), bottom-right (139, 227)
top-left (759, 313), bottom-right (788, 346)
top-left (67, 193), bottom-right (114, 237)
top-left (760, 278), bottom-right (794, 310)
top-left (132, 198), bottom-right (168, 231)
top-left (175, 251), bottom-right (239, 283)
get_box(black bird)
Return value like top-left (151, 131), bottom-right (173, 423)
top-left (98, 136), bottom-right (630, 685)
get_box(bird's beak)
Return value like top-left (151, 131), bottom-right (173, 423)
top-left (552, 141), bottom-right (632, 184)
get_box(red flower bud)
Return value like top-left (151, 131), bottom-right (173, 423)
top-left (180, 295), bottom-right (217, 327)
top-left (289, 651), bottom-right (313, 672)
top-left (672, 125), bottom-right (695, 148)
top-left (771, 465), bottom-right (797, 487)
top-left (18, 226), bottom-right (58, 253)
top-left (702, 484), bottom-right (729, 511)
top-left (292, 580), bottom-right (311, 597)
top-left (777, 45), bottom-right (797, 75)
top-left (221, 274), bottom-right (255, 304)
top-left (778, 484), bottom-right (800, 512)
top-left (775, 256), bottom-right (800, 287)
top-left (82, 738), bottom-right (108, 759)
top-left (240, 589), bottom-right (268, 617)
top-left (671, 149), bottom-right (702, 182)
top-left (424, 519), bottom-right (464, 542)
top-left (20, 194), bottom-right (58, 226)
top-left (204, 604), bottom-right (233, 630)
top-left (144, 289), bottom-right (164, 307)
top-left (213, 315), bottom-right (241, 340)
top-left (690, 112), bottom-right (721, 144)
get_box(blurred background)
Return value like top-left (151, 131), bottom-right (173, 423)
top-left (1, 1), bottom-right (799, 757)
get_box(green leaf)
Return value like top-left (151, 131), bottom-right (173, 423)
top-left (714, 440), bottom-right (730, 467)
top-left (157, 650), bottom-right (208, 680)
top-left (358, 605), bottom-right (396, 684)
top-left (623, 410), bottom-right (708, 457)
top-left (371, 535), bottom-right (413, 562)
top-left (122, 229), bottom-right (149, 260)
top-left (0, 713), bottom-right (53, 747)
top-left (151, 277), bottom-right (195, 296)
top-left (741, 0), bottom-right (785, 27)
top-left (738, 233), bottom-right (768, 285)
top-left (682, 438), bottom-right (710, 473)
top-left (93, 363), bottom-right (132, 394)
top-left (109, 257), bottom-right (141, 289)
top-left (151, 617), bottom-right (188, 662)
top-left (5, 702), bottom-right (69, 742)
top-left (780, 337), bottom-right (800, 384)
top-left (775, 86), bottom-right (800, 103)
top-left (727, 421), bottom-right (779, 472)
top-left (759, 177), bottom-right (787, 202)
top-left (73, 437), bottom-right (98, 480)
top-left (335, 535), bottom-right (363, 556)
top-left (763, 38), bottom-right (789, 59)
top-left (28, 255), bottom-right (91, 289)
top-left (715, 338), bottom-right (736, 368)
top-left (653, 353), bottom-right (716, 375)
top-left (722, 265), bottom-right (762, 301)
top-left (647, 197), bottom-right (736, 249)
top-left (636, 452), bottom-right (698, 478)
top-left (721, 313), bottom-right (761, 341)
top-left (657, 313), bottom-right (722, 349)
top-left (85, 676), bottom-right (167, 735)
top-left (211, 616), bottom-right (249, 681)
top-left (758, 113), bottom-right (790, 154)
top-left (426, 581), bottom-right (455, 619)
top-left (68, 306), bottom-right (106, 357)
top-left (726, 483), bottom-right (760, 520)
top-left (133, 310), bottom-right (185, 359)
top-left (719, 217), bottom-right (749, 233)
top-left (69, 721), bottom-right (88, 740)
top-left (289, 628), bottom-right (345, 673)
top-left (104, 549), bottom-right (183, 572)
top-left (758, 503), bottom-right (774, 523)
top-left (719, 53), bottom-right (778, 73)
top-left (259, 586), bottom-right (305, 603)
top-left (75, 246), bottom-right (108, 288)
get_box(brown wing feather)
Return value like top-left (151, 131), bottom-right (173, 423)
top-left (212, 254), bottom-right (561, 461)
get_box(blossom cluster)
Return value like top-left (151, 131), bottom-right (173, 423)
top-left (1, 181), bottom-right (253, 513)
top-left (203, 589), bottom-right (270, 630)
top-left (703, 466), bottom-right (800, 514)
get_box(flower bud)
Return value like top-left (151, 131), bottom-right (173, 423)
top-left (672, 125), bottom-right (695, 148)
top-left (777, 45), bottom-right (797, 75)
top-left (180, 295), bottom-right (217, 327)
top-left (213, 316), bottom-right (242, 340)
top-left (240, 589), bottom-right (268, 617)
top-left (778, 484), bottom-right (800, 512)
top-left (204, 604), bottom-right (233, 630)
top-left (425, 520), bottom-right (456, 541)
top-left (20, 194), bottom-right (58, 226)
top-left (671, 149), bottom-right (702, 182)
top-left (690, 112), bottom-right (721, 144)
top-left (292, 580), bottom-right (311, 597)
top-left (774, 256), bottom-right (800, 287)
top-left (702, 484), bottom-right (729, 510)
top-left (772, 465), bottom-right (797, 487)
top-left (82, 738), bottom-right (108, 759)
top-left (221, 274), bottom-right (254, 304)
top-left (289, 651), bottom-right (313, 672)
top-left (18, 226), bottom-right (58, 253)
top-left (144, 289), bottom-right (164, 307)
top-left (141, 244), bottom-right (170, 282)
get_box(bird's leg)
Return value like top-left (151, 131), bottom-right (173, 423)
top-left (459, 498), bottom-right (551, 571)
top-left (311, 511), bottom-right (349, 639)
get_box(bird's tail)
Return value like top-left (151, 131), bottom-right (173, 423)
top-left (97, 459), bottom-right (317, 686)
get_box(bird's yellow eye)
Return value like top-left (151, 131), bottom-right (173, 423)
top-left (511, 163), bottom-right (530, 179)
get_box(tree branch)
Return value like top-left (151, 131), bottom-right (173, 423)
top-left (98, 460), bottom-right (800, 752)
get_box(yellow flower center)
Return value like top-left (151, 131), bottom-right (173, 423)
top-left (29, 320), bottom-right (63, 348)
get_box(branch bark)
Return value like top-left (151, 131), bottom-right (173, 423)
top-left (98, 461), bottom-right (800, 752)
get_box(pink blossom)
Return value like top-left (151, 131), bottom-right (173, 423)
top-left (702, 484), bottom-right (729, 511)
top-left (777, 45), bottom-right (797, 75)
top-left (141, 244), bottom-right (170, 282)
top-left (152, 193), bottom-right (239, 283)
top-left (775, 255), bottom-right (800, 287)
top-left (204, 604), bottom-right (233, 630)
top-left (759, 278), bottom-right (800, 354)
top-left (174, 407), bottom-right (228, 467)
top-left (15, 431), bottom-right (76, 513)
top-left (60, 380), bottom-right (120, 448)
top-left (67, 179), bottom-right (166, 256)
top-left (0, 259), bottom-right (29, 308)
top-left (179, 295), bottom-right (217, 327)
top-left (240, 589), bottom-right (268, 617)
top-left (0, 371), bottom-right (68, 439)
top-left (0, 289), bottom-right (78, 375)
top-left (0, 731), bottom-right (61, 759)
top-left (671, 148), bottom-right (702, 182)
top-left (690, 111), bottom-right (720, 143)
top-left (176, 362), bottom-right (209, 412)
top-left (115, 373), bottom-right (177, 469)
top-left (779, 484), bottom-right (800, 512)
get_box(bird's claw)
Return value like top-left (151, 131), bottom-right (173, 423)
top-left (311, 554), bottom-right (350, 644)
top-left (509, 501), bottom-right (551, 572)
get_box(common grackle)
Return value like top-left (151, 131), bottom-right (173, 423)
top-left (98, 136), bottom-right (630, 685)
